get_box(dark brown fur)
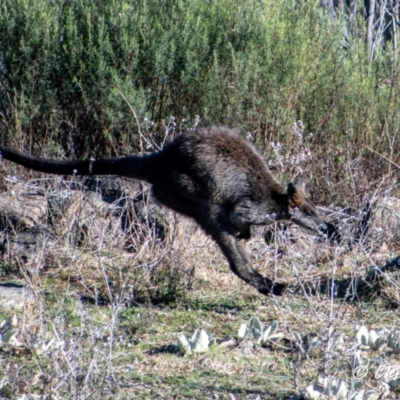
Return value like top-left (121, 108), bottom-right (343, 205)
top-left (0, 127), bottom-right (329, 296)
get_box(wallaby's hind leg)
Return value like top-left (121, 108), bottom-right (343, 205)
top-left (195, 205), bottom-right (286, 296)
top-left (151, 186), bottom-right (203, 219)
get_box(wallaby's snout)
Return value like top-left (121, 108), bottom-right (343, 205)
top-left (286, 180), bottom-right (328, 234)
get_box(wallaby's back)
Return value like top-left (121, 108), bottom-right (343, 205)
top-left (152, 127), bottom-right (287, 205)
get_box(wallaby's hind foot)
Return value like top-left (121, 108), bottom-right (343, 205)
top-left (257, 280), bottom-right (287, 296)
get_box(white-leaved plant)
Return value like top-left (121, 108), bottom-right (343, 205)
top-left (356, 325), bottom-right (388, 351)
top-left (238, 318), bottom-right (282, 345)
top-left (178, 329), bottom-right (210, 355)
top-left (302, 376), bottom-right (384, 400)
top-left (0, 315), bottom-right (22, 347)
top-left (303, 377), bottom-right (348, 400)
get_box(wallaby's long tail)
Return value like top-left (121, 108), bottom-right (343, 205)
top-left (0, 147), bottom-right (154, 181)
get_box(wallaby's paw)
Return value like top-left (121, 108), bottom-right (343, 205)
top-left (271, 282), bottom-right (287, 296)
top-left (257, 279), bottom-right (287, 296)
top-left (236, 232), bottom-right (251, 240)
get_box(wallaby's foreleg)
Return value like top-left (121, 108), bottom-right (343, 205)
top-left (229, 202), bottom-right (277, 240)
top-left (150, 187), bottom-right (286, 295)
top-left (195, 205), bottom-right (286, 296)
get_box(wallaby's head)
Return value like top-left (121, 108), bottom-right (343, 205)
top-left (285, 179), bottom-right (328, 235)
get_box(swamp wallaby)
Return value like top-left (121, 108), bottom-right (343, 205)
top-left (0, 126), bottom-right (331, 296)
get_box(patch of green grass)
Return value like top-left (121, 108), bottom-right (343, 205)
top-left (1, 269), bottom-right (399, 399)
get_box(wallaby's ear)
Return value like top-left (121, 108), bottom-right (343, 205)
top-left (287, 179), bottom-right (306, 208)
